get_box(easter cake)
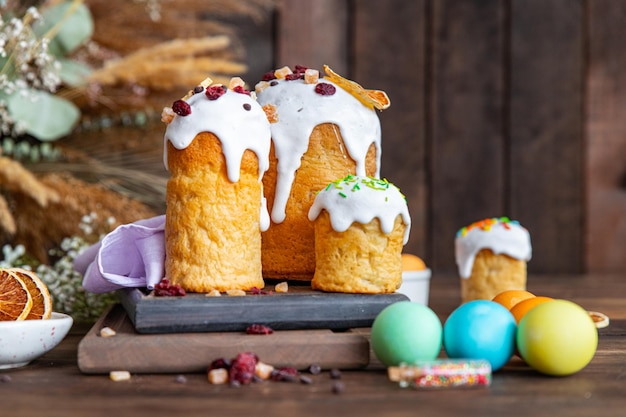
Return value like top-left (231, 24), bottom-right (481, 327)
top-left (308, 175), bottom-right (411, 293)
top-left (255, 65), bottom-right (389, 281)
top-left (455, 217), bottom-right (532, 303)
top-left (162, 77), bottom-right (271, 292)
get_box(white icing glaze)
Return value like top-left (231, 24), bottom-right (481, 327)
top-left (256, 77), bottom-right (382, 224)
top-left (308, 176), bottom-right (411, 244)
top-left (163, 88), bottom-right (272, 231)
top-left (454, 218), bottom-right (532, 279)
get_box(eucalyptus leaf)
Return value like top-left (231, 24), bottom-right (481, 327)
top-left (34, 1), bottom-right (94, 57)
top-left (58, 58), bottom-right (92, 87)
top-left (7, 90), bottom-right (80, 141)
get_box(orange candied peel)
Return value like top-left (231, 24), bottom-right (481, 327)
top-left (323, 65), bottom-right (390, 110)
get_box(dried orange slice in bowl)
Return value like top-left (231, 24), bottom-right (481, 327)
top-left (0, 268), bottom-right (33, 321)
top-left (10, 268), bottom-right (52, 320)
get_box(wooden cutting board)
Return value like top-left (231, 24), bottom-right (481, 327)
top-left (118, 283), bottom-right (408, 333)
top-left (78, 304), bottom-right (375, 374)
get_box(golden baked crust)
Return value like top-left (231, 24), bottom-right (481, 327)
top-left (460, 249), bottom-right (527, 303)
top-left (165, 132), bottom-right (264, 292)
top-left (261, 122), bottom-right (377, 280)
top-left (311, 211), bottom-right (404, 293)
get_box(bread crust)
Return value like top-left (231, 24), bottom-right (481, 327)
top-left (311, 211), bottom-right (404, 293)
top-left (460, 249), bottom-right (527, 303)
top-left (261, 123), bottom-right (377, 280)
top-left (165, 132), bottom-right (264, 292)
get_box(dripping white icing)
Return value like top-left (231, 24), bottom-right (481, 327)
top-left (454, 218), bottom-right (532, 279)
top-left (256, 78), bottom-right (382, 224)
top-left (163, 88), bottom-right (272, 231)
top-left (308, 176), bottom-right (411, 244)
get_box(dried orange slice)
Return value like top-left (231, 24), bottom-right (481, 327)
top-left (0, 268), bottom-right (33, 321)
top-left (11, 268), bottom-right (52, 320)
top-left (323, 65), bottom-right (390, 110)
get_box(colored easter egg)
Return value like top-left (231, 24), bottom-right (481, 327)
top-left (371, 301), bottom-right (443, 367)
top-left (443, 300), bottom-right (517, 371)
top-left (517, 299), bottom-right (598, 376)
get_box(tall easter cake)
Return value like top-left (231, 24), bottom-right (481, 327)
top-left (255, 65), bottom-right (389, 280)
top-left (455, 217), bottom-right (532, 302)
top-left (162, 78), bottom-right (271, 292)
top-left (308, 175), bottom-right (411, 293)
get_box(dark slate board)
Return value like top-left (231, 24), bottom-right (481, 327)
top-left (118, 282), bottom-right (408, 334)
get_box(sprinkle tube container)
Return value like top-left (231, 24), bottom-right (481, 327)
top-left (389, 359), bottom-right (492, 389)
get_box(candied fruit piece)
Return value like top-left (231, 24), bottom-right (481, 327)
top-left (109, 371), bottom-right (131, 382)
top-left (206, 85), bottom-right (227, 100)
top-left (274, 66), bottom-right (293, 79)
top-left (226, 289), bottom-right (246, 296)
top-left (304, 69), bottom-right (319, 84)
top-left (274, 281), bottom-right (288, 293)
top-left (100, 327), bottom-right (116, 338)
top-left (161, 107), bottom-right (175, 124)
top-left (315, 82), bottom-right (336, 96)
top-left (255, 80), bottom-right (270, 93)
top-left (255, 362), bottom-right (275, 380)
top-left (229, 76), bottom-right (245, 89)
top-left (208, 368), bottom-right (229, 385)
top-left (171, 99), bottom-right (191, 116)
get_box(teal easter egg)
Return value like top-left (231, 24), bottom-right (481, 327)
top-left (443, 300), bottom-right (517, 371)
top-left (517, 299), bottom-right (598, 376)
top-left (370, 301), bottom-right (443, 367)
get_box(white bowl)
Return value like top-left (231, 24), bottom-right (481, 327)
top-left (0, 312), bottom-right (73, 369)
top-left (397, 268), bottom-right (432, 305)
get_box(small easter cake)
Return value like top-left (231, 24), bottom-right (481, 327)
top-left (255, 65), bottom-right (389, 281)
top-left (162, 77), bottom-right (271, 292)
top-left (308, 175), bottom-right (411, 293)
top-left (455, 217), bottom-right (532, 303)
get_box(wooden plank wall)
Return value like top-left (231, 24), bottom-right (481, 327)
top-left (272, 0), bottom-right (626, 274)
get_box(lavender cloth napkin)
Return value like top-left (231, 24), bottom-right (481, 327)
top-left (74, 215), bottom-right (166, 293)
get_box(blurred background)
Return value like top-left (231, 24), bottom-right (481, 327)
top-left (1, 0), bottom-right (624, 312)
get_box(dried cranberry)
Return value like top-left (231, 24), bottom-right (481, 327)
top-left (271, 367), bottom-right (299, 382)
top-left (171, 99), bottom-right (191, 116)
top-left (285, 73), bottom-right (303, 81)
top-left (153, 279), bottom-right (186, 296)
top-left (229, 352), bottom-right (258, 385)
top-left (261, 71), bottom-right (276, 81)
top-left (208, 357), bottom-right (231, 371)
top-left (315, 82), bottom-right (336, 96)
top-left (250, 286), bottom-right (269, 295)
top-left (246, 324), bottom-right (274, 335)
top-left (293, 65), bottom-right (308, 74)
top-left (233, 85), bottom-right (251, 96)
top-left (206, 85), bottom-right (227, 100)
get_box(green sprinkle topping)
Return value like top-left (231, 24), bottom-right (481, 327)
top-left (339, 192), bottom-right (347, 198)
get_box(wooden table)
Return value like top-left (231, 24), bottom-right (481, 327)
top-left (2, 274), bottom-right (625, 417)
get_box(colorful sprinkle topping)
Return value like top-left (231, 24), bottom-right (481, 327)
top-left (324, 175), bottom-right (406, 200)
top-left (457, 217), bottom-right (521, 237)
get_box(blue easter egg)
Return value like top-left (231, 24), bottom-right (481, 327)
top-left (443, 300), bottom-right (516, 371)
